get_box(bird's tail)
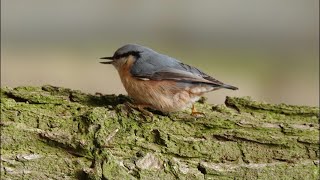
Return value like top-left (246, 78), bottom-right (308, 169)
top-left (221, 84), bottom-right (238, 90)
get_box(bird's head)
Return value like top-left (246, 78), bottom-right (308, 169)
top-left (100, 44), bottom-right (152, 70)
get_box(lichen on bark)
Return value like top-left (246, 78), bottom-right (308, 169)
top-left (1, 85), bottom-right (319, 179)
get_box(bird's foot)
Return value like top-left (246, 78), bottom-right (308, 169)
top-left (191, 111), bottom-right (206, 117)
top-left (124, 102), bottom-right (153, 117)
top-left (191, 105), bottom-right (206, 117)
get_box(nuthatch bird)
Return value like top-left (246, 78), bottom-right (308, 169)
top-left (100, 44), bottom-right (238, 116)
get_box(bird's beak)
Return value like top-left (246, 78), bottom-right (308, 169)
top-left (99, 56), bottom-right (114, 64)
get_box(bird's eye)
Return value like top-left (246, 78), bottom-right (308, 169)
top-left (115, 51), bottom-right (141, 59)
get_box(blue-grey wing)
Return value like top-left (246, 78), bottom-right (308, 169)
top-left (130, 52), bottom-right (225, 87)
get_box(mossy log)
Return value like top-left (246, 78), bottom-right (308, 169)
top-left (1, 85), bottom-right (319, 180)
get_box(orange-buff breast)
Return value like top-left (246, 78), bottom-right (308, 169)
top-left (117, 56), bottom-right (200, 112)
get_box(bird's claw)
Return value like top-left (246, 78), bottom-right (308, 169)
top-left (191, 105), bottom-right (206, 117)
top-left (124, 102), bottom-right (153, 117)
top-left (191, 111), bottom-right (206, 117)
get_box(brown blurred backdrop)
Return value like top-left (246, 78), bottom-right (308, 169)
top-left (1, 0), bottom-right (319, 106)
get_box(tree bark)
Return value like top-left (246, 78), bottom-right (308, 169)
top-left (1, 85), bottom-right (319, 180)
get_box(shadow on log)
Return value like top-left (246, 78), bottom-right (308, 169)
top-left (1, 85), bottom-right (319, 179)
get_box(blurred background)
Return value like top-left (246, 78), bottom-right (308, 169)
top-left (1, 0), bottom-right (319, 106)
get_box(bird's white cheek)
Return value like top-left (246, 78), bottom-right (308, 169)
top-left (113, 59), bottom-right (126, 71)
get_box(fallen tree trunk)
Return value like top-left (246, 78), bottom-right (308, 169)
top-left (1, 85), bottom-right (319, 180)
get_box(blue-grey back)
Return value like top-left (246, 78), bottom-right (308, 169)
top-left (115, 44), bottom-right (232, 88)
top-left (131, 49), bottom-right (206, 77)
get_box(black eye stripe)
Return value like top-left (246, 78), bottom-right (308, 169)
top-left (114, 51), bottom-right (141, 59)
